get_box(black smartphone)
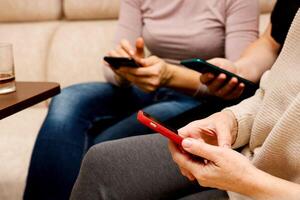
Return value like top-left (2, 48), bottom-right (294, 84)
top-left (180, 58), bottom-right (258, 98)
top-left (104, 56), bottom-right (140, 69)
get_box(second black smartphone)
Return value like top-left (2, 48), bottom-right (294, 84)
top-left (181, 58), bottom-right (258, 98)
top-left (104, 56), bottom-right (140, 69)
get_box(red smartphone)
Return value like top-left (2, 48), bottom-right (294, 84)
top-left (137, 110), bottom-right (183, 145)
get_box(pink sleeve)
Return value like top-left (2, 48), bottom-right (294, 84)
top-left (103, 0), bottom-right (143, 85)
top-left (225, 0), bottom-right (259, 61)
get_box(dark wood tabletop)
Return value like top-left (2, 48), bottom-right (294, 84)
top-left (0, 81), bottom-right (60, 120)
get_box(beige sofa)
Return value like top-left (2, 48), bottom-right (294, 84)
top-left (0, 0), bottom-right (275, 199)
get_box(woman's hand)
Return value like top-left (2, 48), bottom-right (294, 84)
top-left (169, 138), bottom-right (258, 197)
top-left (105, 38), bottom-right (174, 92)
top-left (178, 111), bottom-right (238, 148)
top-left (105, 37), bottom-right (145, 85)
top-left (170, 111), bottom-right (238, 182)
top-left (107, 37), bottom-right (145, 59)
top-left (117, 56), bottom-right (174, 93)
top-left (200, 58), bottom-right (245, 100)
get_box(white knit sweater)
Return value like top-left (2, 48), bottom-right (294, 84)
top-left (227, 10), bottom-right (300, 200)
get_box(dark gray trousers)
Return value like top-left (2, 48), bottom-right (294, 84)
top-left (70, 134), bottom-right (228, 200)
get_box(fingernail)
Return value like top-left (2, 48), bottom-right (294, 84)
top-left (182, 139), bottom-right (193, 148)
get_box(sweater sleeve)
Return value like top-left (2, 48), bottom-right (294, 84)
top-left (103, 0), bottom-right (143, 85)
top-left (225, 0), bottom-right (259, 61)
top-left (224, 71), bottom-right (270, 148)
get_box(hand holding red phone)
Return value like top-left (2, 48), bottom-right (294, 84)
top-left (137, 110), bottom-right (236, 181)
top-left (177, 111), bottom-right (237, 148)
top-left (137, 110), bottom-right (237, 149)
top-left (200, 58), bottom-right (245, 100)
top-left (169, 137), bottom-right (257, 195)
top-left (168, 111), bottom-right (238, 181)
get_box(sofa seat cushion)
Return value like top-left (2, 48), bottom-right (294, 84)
top-left (64, 0), bottom-right (119, 20)
top-left (0, 0), bottom-right (62, 22)
top-left (0, 107), bottom-right (48, 200)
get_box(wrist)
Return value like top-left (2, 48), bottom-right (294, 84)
top-left (222, 110), bottom-right (238, 145)
top-left (234, 166), bottom-right (266, 198)
top-left (242, 168), bottom-right (280, 199)
top-left (235, 60), bottom-right (259, 83)
top-left (246, 169), bottom-right (300, 200)
top-left (114, 73), bottom-right (131, 87)
top-left (162, 63), bottom-right (176, 87)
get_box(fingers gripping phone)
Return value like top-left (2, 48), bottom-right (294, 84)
top-left (180, 58), bottom-right (259, 98)
top-left (137, 110), bottom-right (183, 145)
top-left (137, 111), bottom-right (205, 161)
top-left (104, 56), bottom-right (140, 69)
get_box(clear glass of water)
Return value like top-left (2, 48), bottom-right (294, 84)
top-left (0, 43), bottom-right (16, 94)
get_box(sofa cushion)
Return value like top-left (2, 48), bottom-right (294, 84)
top-left (64, 0), bottom-right (119, 20)
top-left (0, 0), bottom-right (62, 22)
top-left (46, 21), bottom-right (117, 88)
top-left (0, 22), bottom-right (61, 82)
top-left (0, 107), bottom-right (48, 200)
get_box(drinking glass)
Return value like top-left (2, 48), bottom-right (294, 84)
top-left (0, 43), bottom-right (16, 94)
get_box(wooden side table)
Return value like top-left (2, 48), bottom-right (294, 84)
top-left (0, 82), bottom-right (60, 120)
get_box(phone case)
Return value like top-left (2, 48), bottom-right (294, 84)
top-left (137, 110), bottom-right (183, 145)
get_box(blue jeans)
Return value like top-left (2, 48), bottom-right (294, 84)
top-left (24, 82), bottom-right (203, 200)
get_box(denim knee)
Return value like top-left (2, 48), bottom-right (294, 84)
top-left (47, 83), bottom-right (116, 120)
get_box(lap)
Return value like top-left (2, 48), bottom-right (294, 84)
top-left (93, 97), bottom-right (200, 143)
top-left (49, 83), bottom-right (143, 116)
top-left (71, 134), bottom-right (202, 200)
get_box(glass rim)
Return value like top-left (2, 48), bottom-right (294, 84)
top-left (0, 43), bottom-right (13, 48)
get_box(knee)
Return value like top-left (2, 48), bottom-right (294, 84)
top-left (49, 84), bottom-right (93, 110)
top-left (81, 143), bottom-right (114, 175)
top-left (71, 144), bottom-right (112, 199)
top-left (76, 141), bottom-right (126, 187)
top-left (78, 145), bottom-right (101, 176)
top-left (48, 85), bottom-right (84, 114)
top-left (48, 83), bottom-right (114, 118)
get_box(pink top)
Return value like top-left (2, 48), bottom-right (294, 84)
top-left (104, 0), bottom-right (259, 84)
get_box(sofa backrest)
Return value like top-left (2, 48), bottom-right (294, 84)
top-left (0, 0), bottom-right (120, 22)
top-left (0, 0), bottom-right (62, 22)
top-left (64, 0), bottom-right (120, 20)
top-left (0, 0), bottom-right (276, 22)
